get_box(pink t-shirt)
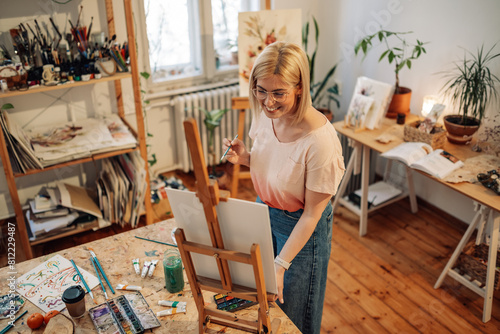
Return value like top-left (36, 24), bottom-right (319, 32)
top-left (249, 113), bottom-right (345, 212)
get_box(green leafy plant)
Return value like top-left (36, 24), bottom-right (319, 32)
top-left (354, 29), bottom-right (427, 93)
top-left (440, 43), bottom-right (500, 125)
top-left (302, 16), bottom-right (340, 112)
top-left (192, 107), bottom-right (230, 177)
top-left (1, 103), bottom-right (14, 112)
top-left (139, 71), bottom-right (157, 167)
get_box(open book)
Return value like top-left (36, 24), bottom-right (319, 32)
top-left (381, 142), bottom-right (464, 179)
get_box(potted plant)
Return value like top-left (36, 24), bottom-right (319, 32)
top-left (354, 29), bottom-right (427, 118)
top-left (440, 43), bottom-right (500, 144)
top-left (302, 16), bottom-right (340, 122)
top-left (194, 107), bottom-right (230, 178)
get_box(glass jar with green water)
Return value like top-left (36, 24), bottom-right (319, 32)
top-left (163, 249), bottom-right (184, 293)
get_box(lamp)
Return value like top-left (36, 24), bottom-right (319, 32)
top-left (421, 95), bottom-right (439, 118)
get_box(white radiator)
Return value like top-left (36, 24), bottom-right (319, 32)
top-left (173, 84), bottom-right (251, 172)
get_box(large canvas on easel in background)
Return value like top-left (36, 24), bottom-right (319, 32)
top-left (166, 188), bottom-right (278, 294)
top-left (238, 9), bottom-right (302, 96)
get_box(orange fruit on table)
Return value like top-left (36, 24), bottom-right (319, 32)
top-left (27, 312), bottom-right (44, 329)
top-left (44, 310), bottom-right (60, 324)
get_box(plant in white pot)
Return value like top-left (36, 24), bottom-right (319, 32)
top-left (440, 43), bottom-right (500, 145)
top-left (354, 29), bottom-right (427, 118)
top-left (302, 16), bottom-right (340, 122)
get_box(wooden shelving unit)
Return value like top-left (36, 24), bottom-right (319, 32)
top-left (0, 0), bottom-right (152, 259)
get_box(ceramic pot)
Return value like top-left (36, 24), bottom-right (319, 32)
top-left (443, 114), bottom-right (480, 144)
top-left (386, 87), bottom-right (412, 119)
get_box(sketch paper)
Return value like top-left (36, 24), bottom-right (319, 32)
top-left (16, 254), bottom-right (99, 313)
top-left (238, 9), bottom-right (302, 96)
top-left (166, 188), bottom-right (278, 294)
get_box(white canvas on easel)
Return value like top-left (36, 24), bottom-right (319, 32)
top-left (166, 188), bottom-right (278, 294)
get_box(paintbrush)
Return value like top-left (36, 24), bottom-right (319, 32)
top-left (87, 17), bottom-right (93, 40)
top-left (70, 259), bottom-right (97, 304)
top-left (88, 248), bottom-right (115, 294)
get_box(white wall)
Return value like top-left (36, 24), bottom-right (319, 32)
top-left (301, 0), bottom-right (500, 223)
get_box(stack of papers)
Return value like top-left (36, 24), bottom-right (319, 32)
top-left (1, 112), bottom-right (137, 170)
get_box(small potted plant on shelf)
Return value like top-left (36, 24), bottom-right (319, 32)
top-left (440, 43), bottom-right (500, 145)
top-left (302, 16), bottom-right (340, 122)
top-left (354, 29), bottom-right (428, 118)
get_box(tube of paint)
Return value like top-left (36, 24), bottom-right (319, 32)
top-left (156, 307), bottom-right (186, 317)
top-left (147, 260), bottom-right (159, 277)
top-left (132, 259), bottom-right (140, 275)
top-left (158, 300), bottom-right (187, 308)
top-left (141, 261), bottom-right (151, 278)
top-left (115, 284), bottom-right (142, 291)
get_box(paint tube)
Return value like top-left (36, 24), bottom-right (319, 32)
top-left (141, 261), bottom-right (151, 278)
top-left (147, 260), bottom-right (159, 277)
top-left (158, 300), bottom-right (187, 308)
top-left (156, 306), bottom-right (186, 317)
top-left (132, 259), bottom-right (140, 275)
top-left (115, 284), bottom-right (142, 291)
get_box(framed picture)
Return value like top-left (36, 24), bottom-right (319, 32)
top-left (348, 77), bottom-right (394, 130)
top-left (237, 9), bottom-right (302, 96)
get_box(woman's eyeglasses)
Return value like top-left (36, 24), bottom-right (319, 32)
top-left (252, 88), bottom-right (290, 103)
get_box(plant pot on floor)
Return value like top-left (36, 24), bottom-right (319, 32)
top-left (317, 107), bottom-right (334, 122)
top-left (386, 87), bottom-right (412, 118)
top-left (443, 114), bottom-right (480, 145)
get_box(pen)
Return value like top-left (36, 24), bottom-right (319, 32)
top-left (91, 257), bottom-right (108, 300)
top-left (220, 134), bottom-right (238, 162)
top-left (70, 259), bottom-right (96, 304)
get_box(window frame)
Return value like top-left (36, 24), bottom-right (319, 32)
top-left (136, 0), bottom-right (265, 95)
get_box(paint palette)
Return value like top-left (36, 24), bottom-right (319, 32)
top-left (89, 291), bottom-right (160, 334)
top-left (213, 294), bottom-right (257, 312)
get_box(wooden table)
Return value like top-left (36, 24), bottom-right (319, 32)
top-left (0, 219), bottom-right (299, 333)
top-left (332, 116), bottom-right (500, 322)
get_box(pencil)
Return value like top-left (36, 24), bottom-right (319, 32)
top-left (135, 236), bottom-right (177, 247)
top-left (89, 249), bottom-right (115, 294)
top-left (220, 134), bottom-right (238, 161)
top-left (0, 310), bottom-right (27, 334)
top-left (91, 257), bottom-right (108, 300)
top-left (70, 259), bottom-right (96, 304)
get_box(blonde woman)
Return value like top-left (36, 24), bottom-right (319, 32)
top-left (223, 41), bottom-right (345, 333)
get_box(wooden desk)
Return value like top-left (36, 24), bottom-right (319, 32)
top-left (332, 116), bottom-right (500, 322)
top-left (0, 219), bottom-right (299, 333)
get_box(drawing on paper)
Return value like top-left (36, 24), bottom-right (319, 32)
top-left (16, 254), bottom-right (99, 313)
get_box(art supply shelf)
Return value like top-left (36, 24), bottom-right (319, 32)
top-left (0, 0), bottom-right (152, 260)
top-left (0, 72), bottom-right (132, 98)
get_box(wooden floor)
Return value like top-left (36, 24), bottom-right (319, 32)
top-left (1, 166), bottom-right (500, 333)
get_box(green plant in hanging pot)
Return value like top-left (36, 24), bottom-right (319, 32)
top-left (354, 29), bottom-right (427, 118)
top-left (440, 43), bottom-right (500, 145)
top-left (302, 16), bottom-right (340, 122)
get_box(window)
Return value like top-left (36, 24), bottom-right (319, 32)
top-left (143, 0), bottom-right (260, 85)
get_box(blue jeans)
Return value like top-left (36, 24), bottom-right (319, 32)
top-left (257, 197), bottom-right (333, 334)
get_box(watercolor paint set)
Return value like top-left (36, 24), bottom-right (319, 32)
top-left (89, 291), bottom-right (160, 334)
top-left (213, 294), bottom-right (256, 312)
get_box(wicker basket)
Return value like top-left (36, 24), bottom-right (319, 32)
top-left (453, 243), bottom-right (500, 289)
top-left (0, 66), bottom-right (27, 90)
top-left (403, 120), bottom-right (446, 149)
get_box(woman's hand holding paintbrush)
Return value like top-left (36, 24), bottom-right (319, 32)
top-left (221, 136), bottom-right (251, 167)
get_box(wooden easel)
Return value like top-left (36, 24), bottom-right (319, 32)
top-left (174, 118), bottom-right (280, 333)
top-left (230, 97), bottom-right (252, 198)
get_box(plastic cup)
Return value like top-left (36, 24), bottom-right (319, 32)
top-left (163, 249), bottom-right (184, 293)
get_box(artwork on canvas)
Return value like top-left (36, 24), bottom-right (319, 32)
top-left (238, 9), bottom-right (302, 96)
top-left (345, 93), bottom-right (375, 130)
top-left (347, 77), bottom-right (394, 130)
top-left (16, 254), bottom-right (99, 313)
